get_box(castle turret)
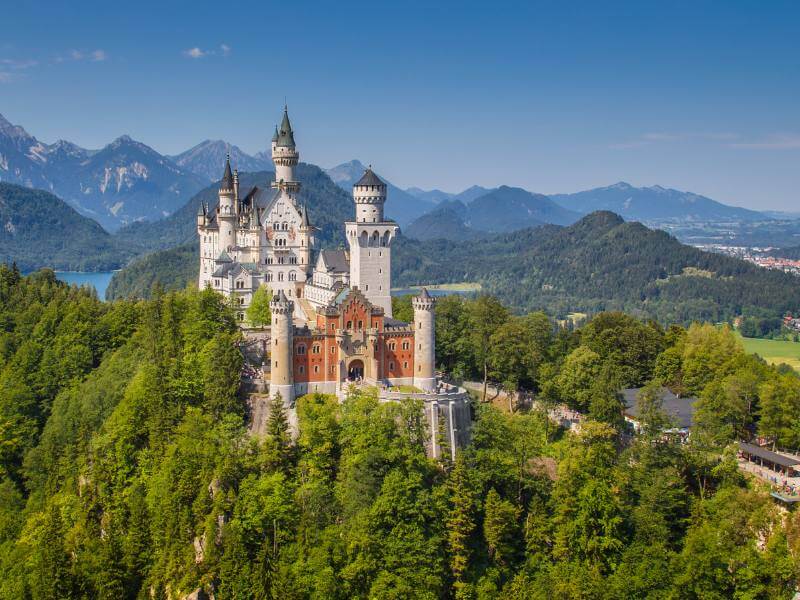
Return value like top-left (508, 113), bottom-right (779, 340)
top-left (346, 167), bottom-right (398, 316)
top-left (217, 155), bottom-right (237, 249)
top-left (298, 204), bottom-right (314, 268)
top-left (271, 106), bottom-right (300, 193)
top-left (269, 289), bottom-right (294, 402)
top-left (412, 288), bottom-right (436, 392)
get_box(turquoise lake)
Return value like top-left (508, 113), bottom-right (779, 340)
top-left (55, 271), bottom-right (116, 300)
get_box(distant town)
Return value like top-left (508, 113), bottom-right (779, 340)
top-left (695, 244), bottom-right (800, 277)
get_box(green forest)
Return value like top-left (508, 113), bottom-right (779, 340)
top-left (1, 265), bottom-right (800, 598)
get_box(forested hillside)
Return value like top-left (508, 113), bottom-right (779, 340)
top-left (1, 267), bottom-right (798, 598)
top-left (0, 183), bottom-right (135, 271)
top-left (105, 242), bottom-right (198, 299)
top-left (394, 211), bottom-right (800, 323)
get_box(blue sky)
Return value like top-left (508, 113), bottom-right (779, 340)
top-left (1, 0), bottom-right (798, 209)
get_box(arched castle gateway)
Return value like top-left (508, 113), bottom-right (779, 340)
top-left (198, 107), bottom-right (471, 457)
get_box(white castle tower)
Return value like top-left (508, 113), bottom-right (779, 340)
top-left (269, 289), bottom-right (294, 402)
top-left (345, 168), bottom-right (398, 316)
top-left (263, 107), bottom-right (313, 306)
top-left (217, 156), bottom-right (237, 249)
top-left (271, 107), bottom-right (300, 193)
top-left (413, 288), bottom-right (436, 391)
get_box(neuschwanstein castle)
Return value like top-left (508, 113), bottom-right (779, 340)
top-left (196, 108), bottom-right (467, 450)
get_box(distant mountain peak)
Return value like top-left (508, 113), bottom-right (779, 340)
top-left (169, 140), bottom-right (271, 182)
top-left (607, 181), bottom-right (633, 190)
top-left (0, 113), bottom-right (36, 143)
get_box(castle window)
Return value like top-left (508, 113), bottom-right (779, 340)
top-left (402, 341), bottom-right (410, 350)
top-left (312, 345), bottom-right (321, 354)
top-left (331, 346), bottom-right (335, 354)
top-left (389, 361), bottom-right (395, 370)
top-left (297, 344), bottom-right (306, 355)
top-left (418, 365), bottom-right (422, 372)
top-left (299, 365), bottom-right (305, 374)
top-left (289, 271), bottom-right (296, 281)
top-left (365, 284), bottom-right (369, 291)
top-left (389, 342), bottom-right (396, 351)
top-left (347, 320), bottom-right (352, 329)
top-left (357, 320), bottom-right (363, 330)
top-left (403, 361), bottom-right (408, 369)
top-left (313, 365), bottom-right (319, 374)
top-left (278, 272), bottom-right (284, 282)
top-left (266, 273), bottom-right (273, 282)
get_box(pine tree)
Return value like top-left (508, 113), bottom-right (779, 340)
top-left (266, 392), bottom-right (291, 469)
top-left (446, 453), bottom-right (476, 595)
top-left (483, 488), bottom-right (520, 568)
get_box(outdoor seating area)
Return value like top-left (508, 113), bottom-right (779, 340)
top-left (738, 442), bottom-right (800, 500)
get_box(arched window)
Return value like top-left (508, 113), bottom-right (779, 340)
top-left (266, 273), bottom-right (272, 282)
top-left (289, 271), bottom-right (296, 281)
top-left (313, 365), bottom-right (319, 374)
top-left (297, 344), bottom-right (306, 355)
top-left (278, 272), bottom-right (284, 282)
top-left (402, 341), bottom-right (410, 350)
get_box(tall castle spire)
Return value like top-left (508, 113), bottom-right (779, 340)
top-left (271, 105), bottom-right (300, 193)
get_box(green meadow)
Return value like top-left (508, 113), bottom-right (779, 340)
top-left (737, 333), bottom-right (800, 371)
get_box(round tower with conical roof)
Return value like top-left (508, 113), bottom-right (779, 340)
top-left (217, 155), bottom-right (237, 249)
top-left (412, 288), bottom-right (436, 392)
top-left (269, 289), bottom-right (295, 402)
top-left (346, 167), bottom-right (398, 316)
top-left (271, 106), bottom-right (300, 193)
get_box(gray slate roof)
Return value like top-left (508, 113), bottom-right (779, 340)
top-left (622, 387), bottom-right (696, 430)
top-left (739, 442), bottom-right (800, 468)
top-left (355, 168), bottom-right (385, 187)
top-left (276, 108), bottom-right (295, 148)
top-left (220, 157), bottom-right (234, 190)
top-left (319, 249), bottom-right (349, 273)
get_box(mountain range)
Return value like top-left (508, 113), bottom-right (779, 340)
top-left (549, 181), bottom-right (767, 223)
top-left (0, 113), bottom-right (208, 231)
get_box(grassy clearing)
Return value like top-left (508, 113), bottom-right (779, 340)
top-left (736, 332), bottom-right (800, 370)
